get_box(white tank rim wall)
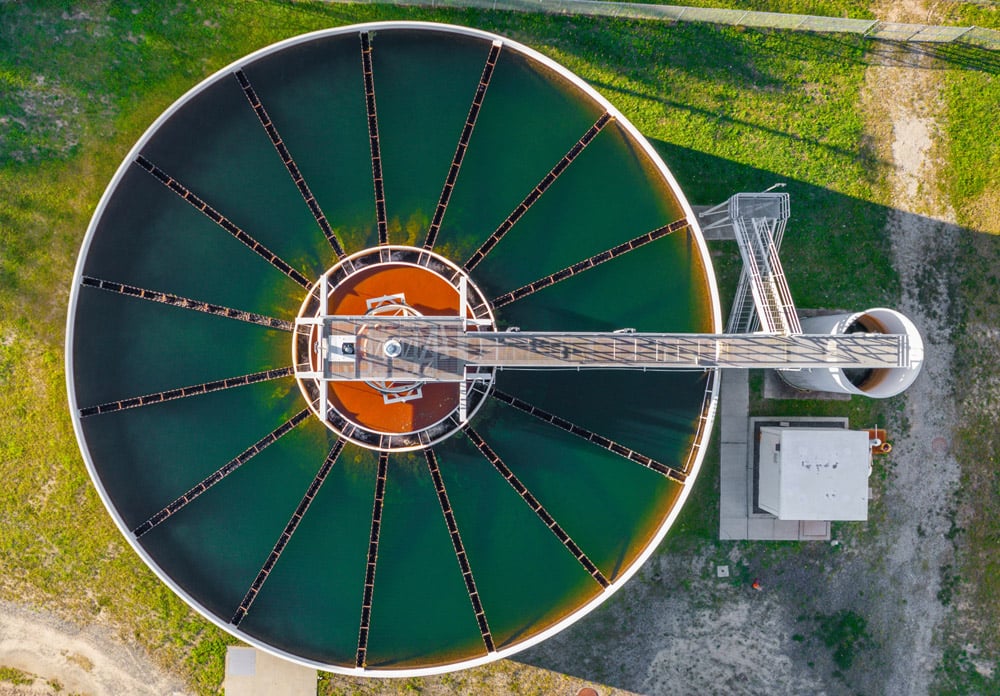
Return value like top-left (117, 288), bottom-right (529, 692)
top-left (65, 21), bottom-right (722, 678)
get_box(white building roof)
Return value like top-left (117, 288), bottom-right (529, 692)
top-left (758, 428), bottom-right (871, 521)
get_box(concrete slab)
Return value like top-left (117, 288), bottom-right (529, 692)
top-left (747, 418), bottom-right (846, 540)
top-left (720, 517), bottom-right (748, 540)
top-left (800, 520), bottom-right (831, 539)
top-left (720, 371), bottom-right (750, 443)
top-left (746, 517), bottom-right (776, 539)
top-left (228, 648), bottom-right (256, 676)
top-left (223, 647), bottom-right (317, 696)
top-left (719, 443), bottom-right (748, 516)
top-left (719, 370), bottom-right (751, 540)
top-left (770, 520), bottom-right (803, 541)
top-left (720, 390), bottom-right (847, 540)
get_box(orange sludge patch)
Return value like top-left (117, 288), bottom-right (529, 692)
top-left (325, 263), bottom-right (464, 434)
top-left (327, 264), bottom-right (463, 316)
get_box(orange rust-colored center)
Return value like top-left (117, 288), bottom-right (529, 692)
top-left (321, 264), bottom-right (465, 434)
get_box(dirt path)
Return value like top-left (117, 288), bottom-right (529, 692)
top-left (0, 601), bottom-right (187, 696)
top-left (858, 0), bottom-right (961, 693)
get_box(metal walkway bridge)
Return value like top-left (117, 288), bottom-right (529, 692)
top-left (295, 316), bottom-right (910, 384)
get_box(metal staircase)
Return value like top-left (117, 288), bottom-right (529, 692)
top-left (700, 192), bottom-right (800, 335)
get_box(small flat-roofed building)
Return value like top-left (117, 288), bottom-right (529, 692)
top-left (758, 427), bottom-right (871, 521)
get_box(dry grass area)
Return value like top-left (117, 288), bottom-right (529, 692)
top-left (0, 600), bottom-right (185, 695)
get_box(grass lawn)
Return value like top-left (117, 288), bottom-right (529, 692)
top-left (1, 1), bottom-right (998, 693)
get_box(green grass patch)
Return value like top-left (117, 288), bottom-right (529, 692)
top-left (937, 3), bottom-right (1000, 31)
top-left (0, 666), bottom-right (34, 686)
top-left (794, 609), bottom-right (874, 673)
top-left (816, 609), bottom-right (872, 672)
top-left (935, 645), bottom-right (1000, 696)
top-left (664, 423), bottom-right (720, 547)
top-left (942, 65), bottom-right (1000, 235)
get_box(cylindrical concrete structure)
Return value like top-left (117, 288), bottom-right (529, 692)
top-left (780, 308), bottom-right (924, 398)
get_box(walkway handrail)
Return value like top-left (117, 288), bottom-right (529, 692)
top-left (304, 315), bottom-right (911, 382)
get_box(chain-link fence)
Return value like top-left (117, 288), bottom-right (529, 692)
top-left (332, 0), bottom-right (1000, 49)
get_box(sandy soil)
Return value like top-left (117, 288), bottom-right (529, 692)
top-left (0, 601), bottom-right (187, 696)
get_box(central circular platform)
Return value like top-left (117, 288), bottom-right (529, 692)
top-left (294, 246), bottom-right (496, 451)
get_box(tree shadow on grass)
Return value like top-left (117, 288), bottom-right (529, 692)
top-left (777, 32), bottom-right (1000, 74)
top-left (653, 139), bottom-right (900, 311)
top-left (511, 140), bottom-right (984, 695)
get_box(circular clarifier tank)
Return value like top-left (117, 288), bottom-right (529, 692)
top-left (67, 22), bottom-right (721, 676)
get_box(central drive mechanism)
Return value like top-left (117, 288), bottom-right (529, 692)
top-left (293, 246), bottom-right (497, 452)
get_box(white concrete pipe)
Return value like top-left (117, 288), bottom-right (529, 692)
top-left (779, 308), bottom-right (924, 398)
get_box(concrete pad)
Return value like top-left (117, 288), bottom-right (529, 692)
top-left (720, 386), bottom-right (851, 541)
top-left (800, 520), bottom-right (831, 540)
top-left (747, 517), bottom-right (775, 540)
top-left (770, 520), bottom-right (803, 540)
top-left (228, 648), bottom-right (256, 676)
top-left (721, 419), bottom-right (749, 445)
top-left (720, 371), bottom-right (750, 441)
top-left (719, 369), bottom-right (751, 540)
top-left (719, 443), bottom-right (748, 518)
top-left (720, 517), bottom-right (748, 540)
top-left (223, 647), bottom-right (317, 696)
